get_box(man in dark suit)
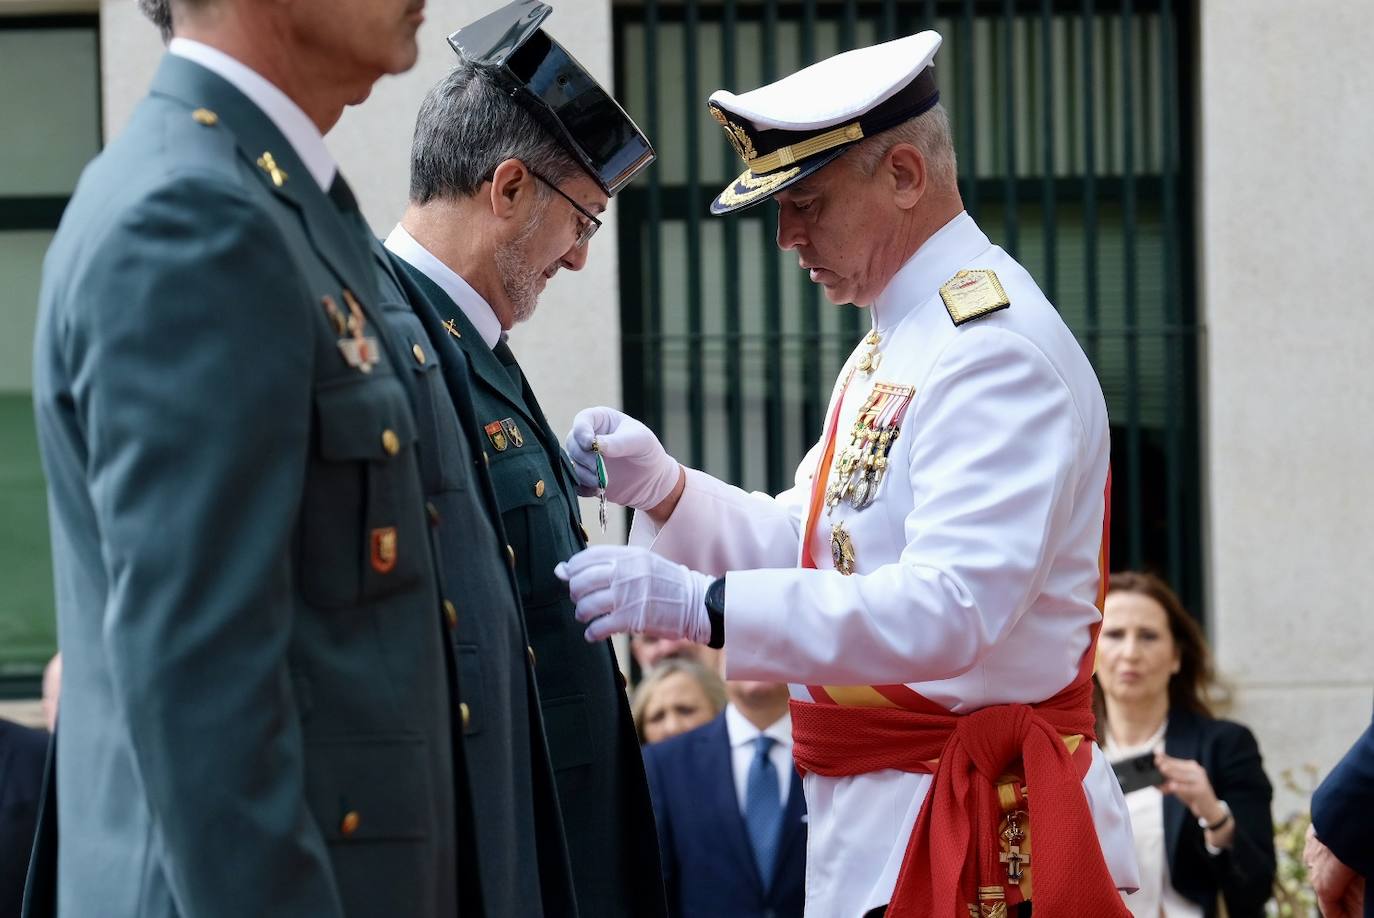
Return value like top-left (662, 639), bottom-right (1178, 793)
top-left (30, 0), bottom-right (478, 914)
top-left (0, 719), bottom-right (47, 918)
top-left (1308, 712), bottom-right (1374, 918)
top-left (378, 3), bottom-right (664, 915)
top-left (643, 680), bottom-right (806, 918)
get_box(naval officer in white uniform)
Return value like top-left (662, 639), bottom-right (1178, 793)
top-left (557, 31), bottom-right (1139, 918)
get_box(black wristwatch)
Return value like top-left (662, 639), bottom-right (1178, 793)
top-left (704, 577), bottom-right (726, 649)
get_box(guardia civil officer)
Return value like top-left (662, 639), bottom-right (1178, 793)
top-left (560, 33), bottom-right (1140, 917)
top-left (29, 0), bottom-right (476, 915)
top-left (377, 3), bottom-right (665, 916)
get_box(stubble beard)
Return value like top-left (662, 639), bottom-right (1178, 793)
top-left (495, 194), bottom-right (552, 326)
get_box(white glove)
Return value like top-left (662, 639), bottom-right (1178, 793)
top-left (555, 545), bottom-right (713, 645)
top-left (564, 406), bottom-right (681, 510)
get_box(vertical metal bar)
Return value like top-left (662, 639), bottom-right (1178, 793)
top-left (644, 0), bottom-right (664, 432)
top-left (1040, 0), bottom-right (1057, 303)
top-left (841, 0), bottom-right (862, 347)
top-left (611, 11), bottom-right (645, 442)
top-left (1000, 0), bottom-right (1018, 255)
top-left (1121, 0), bottom-right (1141, 568)
top-left (1080, 0), bottom-right (1099, 365)
top-left (1159, 0), bottom-right (1183, 585)
top-left (801, 0), bottom-right (822, 452)
top-left (763, 0), bottom-right (786, 491)
top-left (683, 0), bottom-right (704, 470)
top-left (959, 0), bottom-right (978, 217)
top-left (723, 0), bottom-right (744, 486)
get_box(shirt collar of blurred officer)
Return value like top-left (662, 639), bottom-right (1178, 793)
top-left (384, 223), bottom-right (503, 349)
top-left (868, 210), bottom-right (989, 334)
top-left (169, 37), bottom-right (336, 192)
top-left (725, 702), bottom-right (792, 751)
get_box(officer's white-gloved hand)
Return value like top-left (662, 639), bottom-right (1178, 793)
top-left (564, 406), bottom-right (681, 509)
top-left (555, 545), bottom-right (712, 645)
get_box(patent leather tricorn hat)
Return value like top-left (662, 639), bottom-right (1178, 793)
top-left (449, 0), bottom-right (656, 195)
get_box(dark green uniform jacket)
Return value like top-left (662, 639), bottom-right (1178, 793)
top-left (372, 242), bottom-right (579, 916)
top-left (29, 55), bottom-right (468, 917)
top-left (388, 256), bottom-right (668, 918)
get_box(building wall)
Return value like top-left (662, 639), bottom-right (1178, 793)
top-left (1199, 0), bottom-right (1374, 816)
top-left (101, 0), bottom-right (625, 545)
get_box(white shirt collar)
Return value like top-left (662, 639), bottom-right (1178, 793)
top-left (168, 38), bottom-right (336, 192)
top-left (383, 224), bottom-right (504, 350)
top-left (870, 210), bottom-right (993, 334)
top-left (724, 702), bottom-right (793, 750)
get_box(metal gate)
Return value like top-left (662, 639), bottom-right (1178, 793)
top-left (613, 0), bottom-right (1202, 611)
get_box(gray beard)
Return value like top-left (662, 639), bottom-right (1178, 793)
top-left (495, 195), bottom-right (551, 326)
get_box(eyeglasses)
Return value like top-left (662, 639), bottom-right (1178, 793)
top-left (527, 167), bottom-right (602, 248)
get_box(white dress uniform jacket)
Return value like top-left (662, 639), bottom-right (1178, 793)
top-left (632, 211), bottom-right (1140, 916)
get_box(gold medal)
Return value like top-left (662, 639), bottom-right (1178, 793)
top-left (830, 522), bottom-right (856, 575)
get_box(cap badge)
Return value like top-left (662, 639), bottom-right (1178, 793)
top-left (710, 107), bottom-right (757, 162)
top-left (939, 269), bottom-right (1011, 326)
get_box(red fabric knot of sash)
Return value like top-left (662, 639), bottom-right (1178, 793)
top-left (790, 679), bottom-right (1130, 917)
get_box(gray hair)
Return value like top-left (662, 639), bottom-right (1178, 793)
top-left (846, 102), bottom-right (958, 191)
top-left (138, 0), bottom-right (173, 42)
top-left (409, 57), bottom-right (583, 205)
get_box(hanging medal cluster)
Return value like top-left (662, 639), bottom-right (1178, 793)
top-left (825, 380), bottom-right (916, 513)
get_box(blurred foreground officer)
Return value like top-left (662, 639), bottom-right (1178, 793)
top-left (28, 0), bottom-right (473, 915)
top-left (381, 3), bottom-right (665, 915)
top-left (561, 32), bottom-right (1138, 917)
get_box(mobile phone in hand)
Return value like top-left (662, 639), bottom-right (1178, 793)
top-left (1112, 750), bottom-right (1166, 795)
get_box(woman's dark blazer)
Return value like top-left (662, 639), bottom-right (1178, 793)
top-left (1162, 707), bottom-right (1276, 918)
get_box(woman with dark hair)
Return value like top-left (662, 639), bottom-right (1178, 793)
top-left (1096, 571), bottom-right (1276, 917)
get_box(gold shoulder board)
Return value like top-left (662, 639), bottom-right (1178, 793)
top-left (939, 269), bottom-right (1010, 326)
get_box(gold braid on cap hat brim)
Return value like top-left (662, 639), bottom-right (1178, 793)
top-left (745, 121), bottom-right (865, 173)
top-left (717, 166), bottom-right (802, 208)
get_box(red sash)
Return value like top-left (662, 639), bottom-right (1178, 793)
top-left (791, 677), bottom-right (1127, 916)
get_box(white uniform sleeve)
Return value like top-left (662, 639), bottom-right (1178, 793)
top-left (724, 327), bottom-right (1087, 685)
top-left (627, 443), bottom-right (822, 576)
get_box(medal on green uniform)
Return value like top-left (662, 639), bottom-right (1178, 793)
top-left (591, 439), bottom-right (608, 533)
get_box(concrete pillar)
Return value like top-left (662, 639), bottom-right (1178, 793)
top-left (1199, 0), bottom-right (1374, 815)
